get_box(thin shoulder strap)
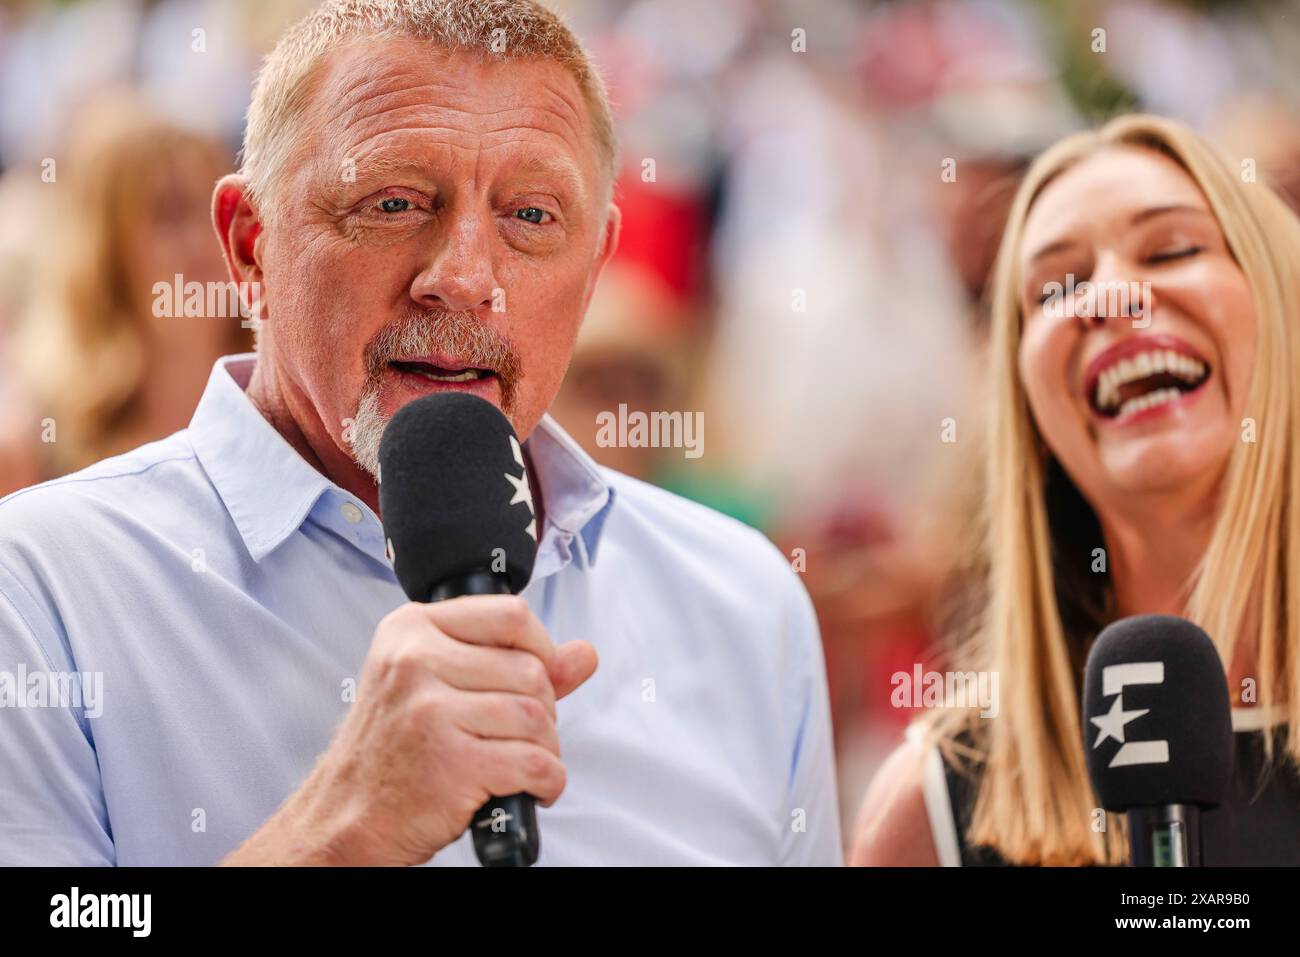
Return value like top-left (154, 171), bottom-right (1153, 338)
top-left (905, 723), bottom-right (962, 867)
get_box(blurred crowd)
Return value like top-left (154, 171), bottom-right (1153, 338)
top-left (4, 0), bottom-right (1300, 832)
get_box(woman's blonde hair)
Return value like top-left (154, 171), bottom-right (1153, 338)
top-left (928, 113), bottom-right (1300, 865)
top-left (17, 97), bottom-right (248, 474)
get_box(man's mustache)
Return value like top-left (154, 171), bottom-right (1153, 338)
top-left (362, 310), bottom-right (522, 411)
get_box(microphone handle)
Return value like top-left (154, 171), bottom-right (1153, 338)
top-left (427, 570), bottom-right (540, 868)
top-left (1126, 804), bottom-right (1201, 866)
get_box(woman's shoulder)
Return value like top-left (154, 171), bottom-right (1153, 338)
top-left (849, 725), bottom-right (946, 865)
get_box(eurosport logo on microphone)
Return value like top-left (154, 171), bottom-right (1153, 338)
top-left (506, 434), bottom-right (537, 542)
top-left (1089, 660), bottom-right (1170, 767)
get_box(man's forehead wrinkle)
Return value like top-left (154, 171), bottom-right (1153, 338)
top-left (314, 46), bottom-right (592, 151)
top-left (300, 43), bottom-right (601, 206)
top-left (334, 90), bottom-right (587, 155)
top-left (329, 61), bottom-right (458, 122)
top-left (340, 98), bottom-right (582, 139)
top-left (330, 106), bottom-right (592, 192)
top-left (342, 128), bottom-right (587, 197)
top-left (526, 72), bottom-right (589, 146)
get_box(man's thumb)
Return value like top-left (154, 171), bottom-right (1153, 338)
top-left (550, 640), bottom-right (598, 699)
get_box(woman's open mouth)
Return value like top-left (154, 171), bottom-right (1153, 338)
top-left (1084, 336), bottom-right (1211, 423)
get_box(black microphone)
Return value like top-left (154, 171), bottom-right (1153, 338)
top-left (378, 392), bottom-right (541, 867)
top-left (1082, 614), bottom-right (1234, 866)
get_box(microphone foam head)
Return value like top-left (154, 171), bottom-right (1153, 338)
top-left (378, 393), bottom-right (538, 599)
top-left (1082, 614), bottom-right (1233, 811)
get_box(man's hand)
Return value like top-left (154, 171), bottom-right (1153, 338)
top-left (221, 595), bottom-right (597, 865)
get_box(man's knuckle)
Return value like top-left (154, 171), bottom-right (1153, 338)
top-left (516, 695), bottom-right (547, 731)
top-left (522, 657), bottom-right (550, 695)
top-left (522, 748), bottom-right (547, 778)
top-left (499, 595), bottom-right (531, 630)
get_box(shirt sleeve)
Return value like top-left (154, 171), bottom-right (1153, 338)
top-left (0, 558), bottom-right (115, 865)
top-left (778, 571), bottom-right (843, 866)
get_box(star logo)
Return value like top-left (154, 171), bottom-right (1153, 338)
top-left (1089, 693), bottom-right (1150, 748)
top-left (506, 435), bottom-right (537, 541)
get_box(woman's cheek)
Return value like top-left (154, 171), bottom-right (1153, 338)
top-left (1020, 321), bottom-right (1083, 449)
top-left (1026, 380), bottom-right (1072, 457)
top-left (1019, 317), bottom-right (1062, 392)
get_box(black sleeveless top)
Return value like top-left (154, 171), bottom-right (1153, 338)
top-left (940, 720), bottom-right (1300, 865)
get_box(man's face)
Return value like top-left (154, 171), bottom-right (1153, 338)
top-left (256, 39), bottom-right (616, 474)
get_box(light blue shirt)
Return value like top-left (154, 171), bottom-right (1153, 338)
top-left (0, 354), bottom-right (840, 866)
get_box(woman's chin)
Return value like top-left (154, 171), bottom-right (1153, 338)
top-left (1094, 426), bottom-right (1233, 496)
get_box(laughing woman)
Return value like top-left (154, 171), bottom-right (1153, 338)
top-left (851, 114), bottom-right (1300, 866)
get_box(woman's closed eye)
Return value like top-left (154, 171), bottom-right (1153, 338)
top-left (1147, 245), bottom-right (1204, 264)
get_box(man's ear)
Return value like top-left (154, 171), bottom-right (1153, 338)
top-left (597, 201), bottom-right (622, 269)
top-left (212, 174), bottom-right (265, 308)
top-left (580, 202), bottom-right (622, 314)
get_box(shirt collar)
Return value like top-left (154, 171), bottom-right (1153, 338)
top-left (189, 354), bottom-right (335, 562)
top-left (188, 353), bottom-right (615, 568)
top-left (527, 409), bottom-right (616, 569)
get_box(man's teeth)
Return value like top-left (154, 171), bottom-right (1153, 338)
top-left (408, 367), bottom-right (483, 383)
top-left (1094, 349), bottom-right (1206, 413)
top-left (1116, 387), bottom-right (1182, 419)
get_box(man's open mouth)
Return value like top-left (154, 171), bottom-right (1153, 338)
top-left (1085, 340), bottom-right (1211, 420)
top-left (388, 359), bottom-right (495, 383)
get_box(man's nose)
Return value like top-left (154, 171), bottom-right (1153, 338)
top-left (410, 208), bottom-right (499, 314)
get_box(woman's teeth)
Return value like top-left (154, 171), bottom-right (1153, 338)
top-left (1115, 386), bottom-right (1182, 419)
top-left (1093, 349), bottom-right (1207, 415)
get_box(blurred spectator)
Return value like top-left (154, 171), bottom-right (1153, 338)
top-left (549, 260), bottom-right (698, 483)
top-left (1213, 94), bottom-right (1300, 215)
top-left (0, 94), bottom-right (250, 495)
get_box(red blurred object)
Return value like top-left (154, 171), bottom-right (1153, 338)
top-left (612, 175), bottom-right (706, 311)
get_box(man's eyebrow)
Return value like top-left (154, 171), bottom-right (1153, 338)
top-left (338, 153), bottom-right (439, 188)
top-left (322, 152), bottom-right (587, 203)
top-left (503, 155), bottom-right (586, 199)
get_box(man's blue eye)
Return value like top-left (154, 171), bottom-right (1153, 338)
top-left (516, 207), bottom-right (546, 224)
top-left (379, 198), bottom-right (411, 213)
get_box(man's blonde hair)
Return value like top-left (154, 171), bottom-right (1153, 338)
top-left (240, 0), bottom-right (617, 218)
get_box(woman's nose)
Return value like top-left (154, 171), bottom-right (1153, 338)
top-left (1076, 255), bottom-right (1150, 329)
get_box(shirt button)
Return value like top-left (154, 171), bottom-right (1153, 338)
top-left (340, 502), bottom-right (363, 524)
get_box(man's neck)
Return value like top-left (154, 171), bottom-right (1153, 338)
top-left (245, 354), bottom-right (383, 515)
